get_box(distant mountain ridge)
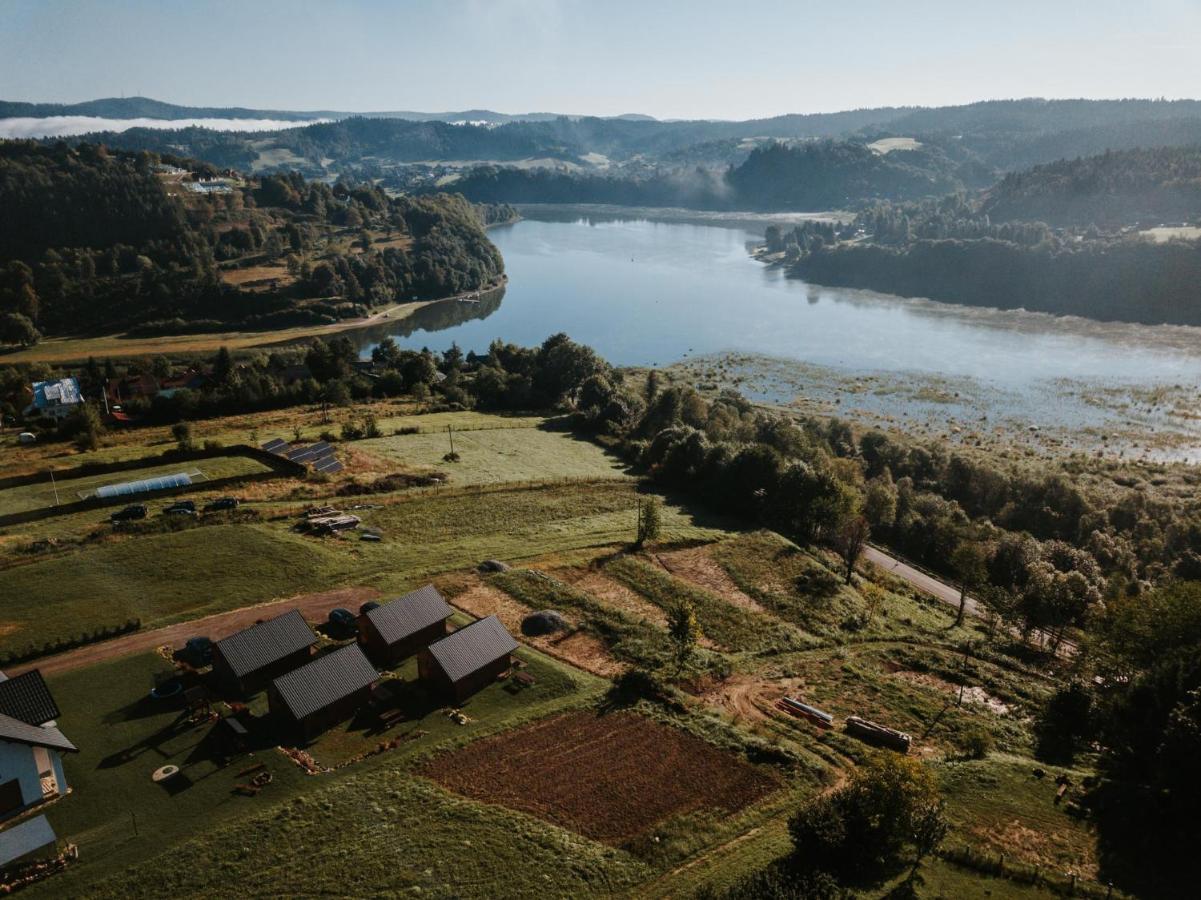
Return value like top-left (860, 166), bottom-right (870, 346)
top-left (0, 96), bottom-right (654, 124)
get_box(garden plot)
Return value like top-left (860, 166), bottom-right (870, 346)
top-left (422, 710), bottom-right (779, 844)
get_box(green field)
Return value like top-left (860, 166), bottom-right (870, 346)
top-left (0, 481), bottom-right (728, 654)
top-left (0, 455), bottom-right (274, 516)
top-left (34, 646), bottom-right (622, 898)
top-left (0, 404), bottom-right (1114, 899)
top-left (357, 418), bottom-right (631, 486)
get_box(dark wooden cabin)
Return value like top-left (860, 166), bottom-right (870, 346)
top-left (268, 644), bottom-right (379, 740)
top-left (211, 610), bottom-right (317, 695)
top-left (418, 615), bottom-right (518, 705)
top-left (358, 585), bottom-right (453, 668)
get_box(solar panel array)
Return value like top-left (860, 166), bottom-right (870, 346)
top-left (96, 471), bottom-right (193, 499)
top-left (262, 437), bottom-right (343, 474)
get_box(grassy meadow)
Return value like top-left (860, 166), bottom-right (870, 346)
top-left (0, 401), bottom-right (1115, 898)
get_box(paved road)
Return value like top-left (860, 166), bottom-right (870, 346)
top-left (861, 544), bottom-right (975, 619)
top-left (9, 586), bottom-right (381, 678)
top-left (862, 543), bottom-right (1075, 655)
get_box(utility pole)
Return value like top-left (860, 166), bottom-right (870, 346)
top-left (447, 424), bottom-right (455, 456)
top-left (957, 641), bottom-right (971, 707)
top-left (49, 468), bottom-right (60, 506)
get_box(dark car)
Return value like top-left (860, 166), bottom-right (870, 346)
top-left (163, 500), bottom-right (197, 516)
top-left (204, 497), bottom-right (240, 513)
top-left (327, 607), bottom-right (358, 637)
top-left (110, 504), bottom-right (147, 522)
top-left (359, 601), bottom-right (381, 616)
top-left (174, 636), bottom-right (214, 668)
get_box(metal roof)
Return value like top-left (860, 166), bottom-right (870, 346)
top-left (365, 585), bottom-right (452, 645)
top-left (31, 378), bottom-right (81, 409)
top-left (0, 671), bottom-right (60, 726)
top-left (427, 615), bottom-right (517, 684)
top-left (215, 610), bottom-right (316, 679)
top-left (0, 815), bottom-right (57, 868)
top-left (0, 713), bottom-right (76, 753)
top-left (272, 644), bottom-right (378, 721)
top-left (95, 471), bottom-right (192, 500)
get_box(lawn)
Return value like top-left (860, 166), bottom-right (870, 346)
top-left (0, 455), bottom-right (274, 516)
top-left (34, 644), bottom-right (633, 898)
top-left (0, 525), bottom-right (349, 654)
top-left (305, 641), bottom-right (589, 768)
top-left (356, 419), bottom-right (631, 486)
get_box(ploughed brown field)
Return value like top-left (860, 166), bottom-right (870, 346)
top-left (422, 710), bottom-right (779, 843)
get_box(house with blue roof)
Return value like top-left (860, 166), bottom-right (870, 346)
top-left (24, 378), bottom-right (82, 421)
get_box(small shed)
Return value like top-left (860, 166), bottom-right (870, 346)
top-left (358, 585), bottom-right (453, 667)
top-left (418, 615), bottom-right (518, 704)
top-left (211, 610), bottom-right (317, 695)
top-left (268, 644), bottom-right (379, 740)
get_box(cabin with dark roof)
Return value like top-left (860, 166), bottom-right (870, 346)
top-left (358, 585), bottom-right (453, 667)
top-left (418, 615), bottom-right (518, 704)
top-left (211, 610), bottom-right (317, 695)
top-left (0, 670), bottom-right (77, 822)
top-left (268, 644), bottom-right (379, 740)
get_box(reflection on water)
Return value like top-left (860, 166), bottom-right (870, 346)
top-left (352, 289), bottom-right (504, 351)
top-left (355, 210), bottom-right (1201, 393)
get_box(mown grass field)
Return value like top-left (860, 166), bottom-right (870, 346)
top-left (356, 421), bottom-right (631, 486)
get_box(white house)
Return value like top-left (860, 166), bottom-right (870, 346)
top-left (0, 671), bottom-right (76, 822)
top-left (23, 378), bottom-right (82, 422)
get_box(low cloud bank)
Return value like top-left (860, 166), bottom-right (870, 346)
top-left (0, 116), bottom-right (328, 139)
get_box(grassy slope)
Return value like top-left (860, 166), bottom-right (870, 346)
top-left (38, 648), bottom-right (633, 897)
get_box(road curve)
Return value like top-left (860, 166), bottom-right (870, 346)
top-left (860, 544), bottom-right (975, 619)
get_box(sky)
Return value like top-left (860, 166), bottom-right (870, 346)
top-left (3, 0), bottom-right (1200, 120)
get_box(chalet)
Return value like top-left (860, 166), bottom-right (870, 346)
top-left (211, 610), bottom-right (317, 695)
top-left (104, 374), bottom-right (159, 407)
top-left (23, 378), bottom-right (82, 422)
top-left (418, 615), bottom-right (518, 704)
top-left (268, 644), bottom-right (378, 740)
top-left (358, 585), bottom-right (453, 667)
top-left (0, 671), bottom-right (77, 822)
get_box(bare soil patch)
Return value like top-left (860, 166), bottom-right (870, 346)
top-left (422, 710), bottom-right (779, 844)
top-left (653, 545), bottom-right (769, 614)
top-left (451, 580), bottom-right (623, 677)
top-left (695, 673), bottom-right (809, 724)
top-left (893, 669), bottom-right (1012, 715)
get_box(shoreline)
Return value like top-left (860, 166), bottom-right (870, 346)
top-left (0, 275), bottom-right (508, 364)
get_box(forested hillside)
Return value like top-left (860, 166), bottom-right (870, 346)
top-left (0, 142), bottom-right (503, 342)
top-left (983, 145), bottom-right (1201, 225)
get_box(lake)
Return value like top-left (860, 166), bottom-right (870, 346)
top-left (357, 207), bottom-right (1201, 457)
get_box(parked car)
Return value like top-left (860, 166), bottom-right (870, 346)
top-left (175, 636), bottom-right (213, 668)
top-left (359, 601), bottom-right (381, 616)
top-left (204, 497), bottom-right (240, 513)
top-left (163, 500), bottom-right (197, 516)
top-left (110, 504), bottom-right (147, 522)
top-left (327, 608), bottom-right (358, 637)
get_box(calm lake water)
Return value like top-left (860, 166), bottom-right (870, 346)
top-left (356, 207), bottom-right (1201, 450)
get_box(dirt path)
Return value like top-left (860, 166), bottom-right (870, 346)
top-left (9, 586), bottom-right (381, 678)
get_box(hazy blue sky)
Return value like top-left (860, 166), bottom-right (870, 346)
top-left (4, 0), bottom-right (1199, 119)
